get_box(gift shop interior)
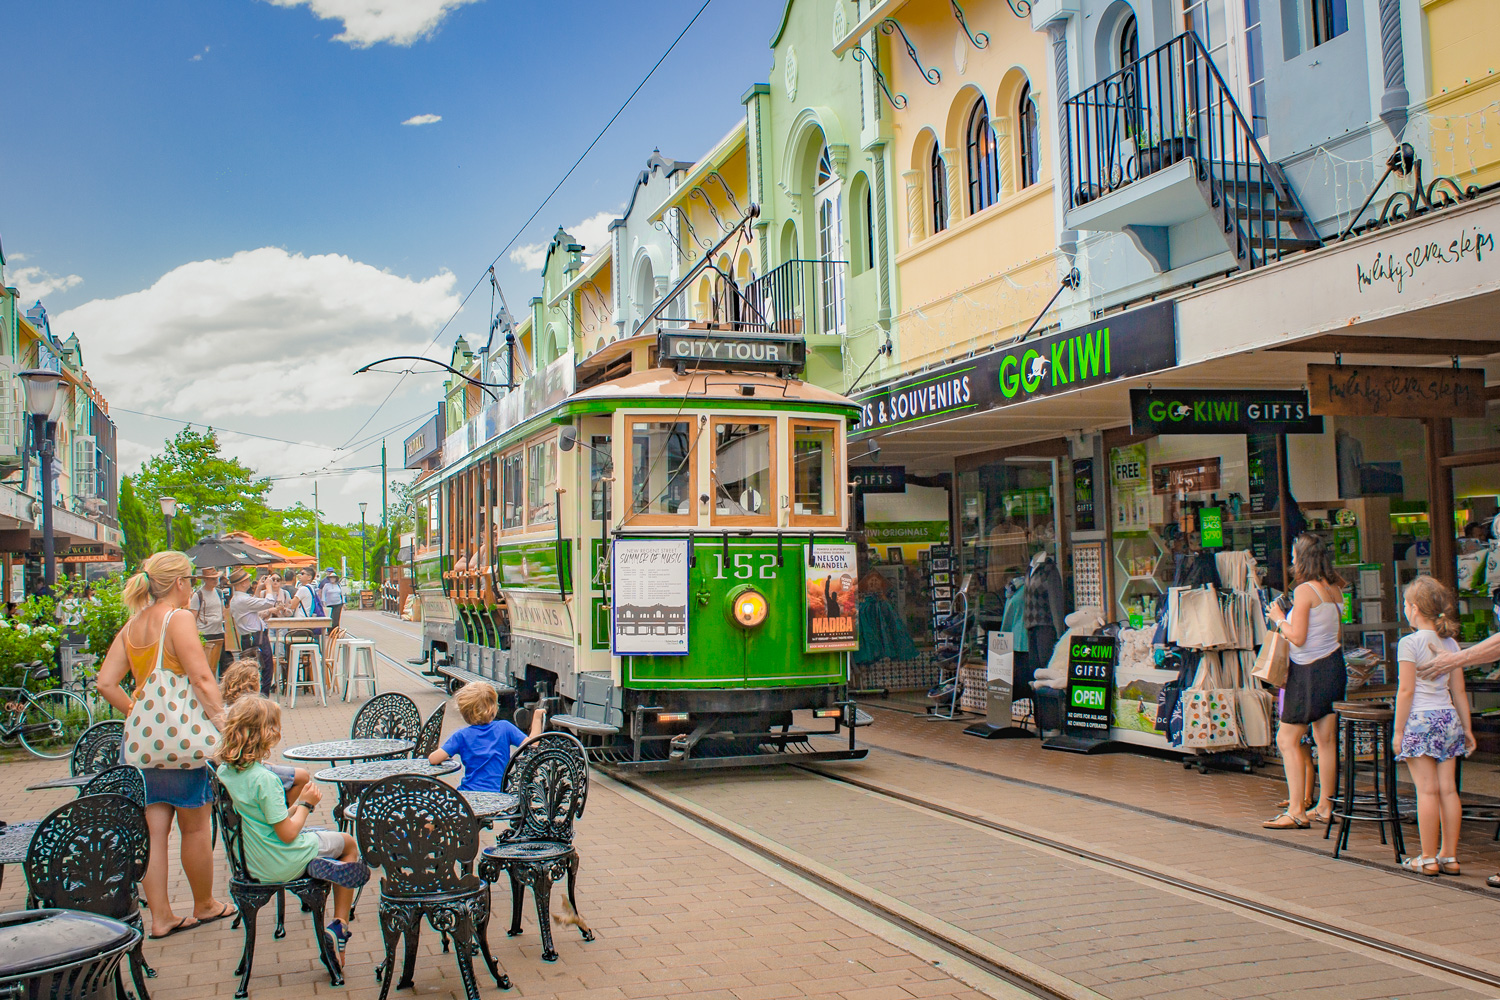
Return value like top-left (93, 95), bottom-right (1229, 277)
top-left (848, 336), bottom-right (1500, 783)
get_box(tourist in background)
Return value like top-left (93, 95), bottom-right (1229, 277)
top-left (320, 569), bottom-right (345, 629)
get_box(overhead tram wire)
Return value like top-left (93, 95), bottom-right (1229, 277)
top-left (337, 0), bottom-right (718, 449)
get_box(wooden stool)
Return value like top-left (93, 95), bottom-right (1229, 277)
top-left (1327, 700), bottom-right (1404, 862)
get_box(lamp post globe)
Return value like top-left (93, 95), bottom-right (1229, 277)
top-left (158, 496), bottom-right (177, 550)
top-left (18, 369), bottom-right (67, 591)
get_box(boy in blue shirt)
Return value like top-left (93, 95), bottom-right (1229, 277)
top-left (429, 681), bottom-right (544, 792)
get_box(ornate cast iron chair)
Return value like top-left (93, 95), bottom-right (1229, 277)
top-left (412, 703), bottom-right (446, 759)
top-left (80, 765), bottom-right (146, 807)
top-left (70, 721), bottom-right (125, 777)
top-left (211, 775), bottom-right (343, 999)
top-left (355, 775), bottom-right (509, 1000)
top-left (480, 732), bottom-right (594, 962)
top-left (23, 793), bottom-right (154, 1000)
top-left (350, 693), bottom-right (422, 751)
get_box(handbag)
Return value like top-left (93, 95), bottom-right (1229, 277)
top-left (1251, 629), bottom-right (1290, 688)
top-left (123, 610), bottom-right (220, 769)
top-left (1181, 655), bottom-right (1240, 749)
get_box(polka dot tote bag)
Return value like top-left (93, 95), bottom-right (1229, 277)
top-left (123, 610), bottom-right (219, 769)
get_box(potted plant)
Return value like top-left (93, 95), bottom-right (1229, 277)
top-left (1135, 122), bottom-right (1197, 178)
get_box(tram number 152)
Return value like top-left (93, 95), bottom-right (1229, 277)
top-left (710, 552), bottom-right (779, 580)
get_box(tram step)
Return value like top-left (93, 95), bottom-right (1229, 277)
top-left (549, 713), bottom-right (621, 737)
top-left (436, 663), bottom-right (515, 697)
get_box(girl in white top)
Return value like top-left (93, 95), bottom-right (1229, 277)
top-left (1264, 534), bottom-right (1346, 830)
top-left (1394, 575), bottom-right (1475, 876)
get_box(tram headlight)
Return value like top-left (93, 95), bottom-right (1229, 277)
top-left (727, 585), bottom-right (769, 629)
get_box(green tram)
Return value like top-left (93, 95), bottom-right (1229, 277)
top-left (410, 336), bottom-right (869, 770)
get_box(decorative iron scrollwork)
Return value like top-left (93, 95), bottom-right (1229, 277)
top-left (851, 45), bottom-right (907, 110)
top-left (654, 216), bottom-right (696, 262)
top-left (1339, 143), bottom-right (1481, 240)
top-left (950, 2), bottom-right (990, 49)
top-left (706, 171), bottom-right (746, 220)
top-left (880, 20), bottom-right (940, 85)
top-left (691, 187), bottom-right (730, 234)
top-left (1005, 0), bottom-right (1032, 16)
top-left (351, 692), bottom-right (423, 743)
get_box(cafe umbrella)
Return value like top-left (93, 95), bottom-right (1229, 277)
top-left (184, 535), bottom-right (282, 569)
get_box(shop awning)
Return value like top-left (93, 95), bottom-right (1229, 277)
top-left (223, 531), bottom-right (316, 570)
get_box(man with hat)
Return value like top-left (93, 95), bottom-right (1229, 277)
top-left (319, 568), bottom-right (346, 629)
top-left (228, 568), bottom-right (291, 696)
top-left (189, 565), bottom-right (231, 676)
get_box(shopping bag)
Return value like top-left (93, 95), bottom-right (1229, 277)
top-left (1175, 586), bottom-right (1230, 649)
top-left (123, 611), bottom-right (220, 769)
top-left (1251, 630), bottom-right (1290, 688)
top-left (1181, 657), bottom-right (1240, 749)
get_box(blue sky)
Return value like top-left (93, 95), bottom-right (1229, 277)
top-left (2, 0), bottom-right (782, 522)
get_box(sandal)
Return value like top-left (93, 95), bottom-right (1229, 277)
top-left (1437, 857), bottom-right (1461, 876)
top-left (1262, 812), bottom-right (1309, 830)
top-left (1402, 855), bottom-right (1440, 877)
top-left (1308, 810), bottom-right (1333, 825)
top-left (148, 916), bottom-right (199, 940)
top-left (194, 901), bottom-right (236, 927)
top-left (1487, 874), bottom-right (1500, 888)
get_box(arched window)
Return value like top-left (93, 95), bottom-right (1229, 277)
top-left (1018, 82), bottom-right (1040, 189)
top-left (1119, 12), bottom-right (1138, 68)
top-left (848, 173), bottom-right (872, 274)
top-left (930, 144), bottom-right (949, 233)
top-left (966, 99), bottom-right (1000, 214)
top-left (863, 184), bottom-right (875, 271)
top-left (817, 144), bottom-right (834, 186)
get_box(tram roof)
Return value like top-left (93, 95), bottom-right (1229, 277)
top-left (567, 367), bottom-right (861, 412)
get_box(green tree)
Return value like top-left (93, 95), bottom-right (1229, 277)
top-left (119, 476), bottom-right (153, 567)
top-left (134, 427), bottom-right (274, 545)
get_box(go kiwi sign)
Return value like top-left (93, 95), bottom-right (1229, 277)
top-left (854, 301), bottom-right (1176, 434)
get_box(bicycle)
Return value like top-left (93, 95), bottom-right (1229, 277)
top-left (0, 661), bottom-right (95, 759)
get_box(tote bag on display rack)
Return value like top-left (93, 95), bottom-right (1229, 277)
top-left (1180, 654), bottom-right (1240, 750)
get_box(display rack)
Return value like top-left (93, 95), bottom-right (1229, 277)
top-left (1113, 529), bottom-right (1167, 624)
top-left (926, 590), bottom-right (970, 721)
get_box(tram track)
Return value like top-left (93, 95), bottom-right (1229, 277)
top-left (602, 762), bottom-right (1500, 1000)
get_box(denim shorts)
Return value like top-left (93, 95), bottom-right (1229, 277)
top-left (140, 765), bottom-right (213, 809)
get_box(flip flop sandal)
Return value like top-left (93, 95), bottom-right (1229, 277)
top-left (1402, 856), bottom-right (1440, 877)
top-left (195, 902), bottom-right (237, 927)
top-left (1488, 874), bottom-right (1500, 888)
top-left (1437, 857), bottom-right (1461, 876)
top-left (148, 916), bottom-right (199, 940)
top-left (1262, 812), bottom-right (1309, 830)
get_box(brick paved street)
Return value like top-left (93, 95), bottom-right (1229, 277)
top-left (6, 611), bottom-right (1498, 1000)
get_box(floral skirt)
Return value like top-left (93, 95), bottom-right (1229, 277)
top-left (1396, 709), bottom-right (1468, 763)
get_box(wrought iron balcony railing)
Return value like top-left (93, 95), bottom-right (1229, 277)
top-left (1063, 30), bottom-right (1320, 270)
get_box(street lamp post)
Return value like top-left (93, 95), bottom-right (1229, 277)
top-left (19, 369), bottom-right (66, 593)
top-left (359, 502), bottom-right (368, 582)
top-left (158, 496), bottom-right (178, 550)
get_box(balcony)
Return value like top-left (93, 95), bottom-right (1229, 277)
top-left (740, 259), bottom-right (848, 340)
top-left (1063, 31), bottom-right (1320, 274)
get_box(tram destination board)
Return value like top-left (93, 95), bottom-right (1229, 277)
top-left (1043, 634), bottom-right (1117, 755)
top-left (658, 330), bottom-right (806, 372)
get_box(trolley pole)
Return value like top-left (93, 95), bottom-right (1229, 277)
top-left (380, 439), bottom-right (388, 568)
top-left (313, 480), bottom-right (321, 569)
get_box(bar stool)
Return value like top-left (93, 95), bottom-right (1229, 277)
top-left (286, 640), bottom-right (326, 707)
top-left (1326, 700), bottom-right (1404, 862)
top-left (336, 638), bottom-right (379, 701)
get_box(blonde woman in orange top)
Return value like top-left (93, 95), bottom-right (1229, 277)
top-left (96, 551), bottom-right (234, 939)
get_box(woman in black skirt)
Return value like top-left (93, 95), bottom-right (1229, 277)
top-left (1264, 534), bottom-right (1345, 830)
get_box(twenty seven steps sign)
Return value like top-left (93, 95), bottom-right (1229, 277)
top-left (659, 330), bottom-right (807, 372)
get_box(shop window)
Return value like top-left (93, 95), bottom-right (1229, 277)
top-left (966, 99), bottom-right (1000, 214)
top-left (930, 144), bottom-right (949, 234)
top-left (628, 418), bottom-right (695, 523)
top-left (1018, 81), bottom-right (1040, 189)
top-left (711, 420), bottom-right (775, 525)
top-left (501, 449), bottom-right (524, 529)
top-left (957, 459), bottom-right (1059, 617)
top-left (790, 421), bottom-right (841, 526)
top-left (526, 436), bottom-right (557, 525)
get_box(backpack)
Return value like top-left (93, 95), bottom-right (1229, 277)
top-left (299, 583), bottom-right (325, 618)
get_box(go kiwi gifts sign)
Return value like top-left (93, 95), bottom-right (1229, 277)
top-left (853, 301), bottom-right (1176, 435)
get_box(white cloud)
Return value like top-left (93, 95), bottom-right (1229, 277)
top-left (260, 0), bottom-right (482, 47)
top-left (401, 113), bottom-right (442, 126)
top-left (56, 247), bottom-right (461, 419)
top-left (190, 45), bottom-right (210, 61)
top-left (8, 263), bottom-right (83, 305)
top-left (508, 209), bottom-right (620, 272)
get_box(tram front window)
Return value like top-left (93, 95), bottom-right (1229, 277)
top-left (630, 419), bottom-right (693, 519)
top-left (792, 422), bottom-right (839, 519)
top-left (527, 438), bottom-right (557, 524)
top-left (712, 421), bottom-right (772, 521)
top-left (501, 450), bottom-right (523, 528)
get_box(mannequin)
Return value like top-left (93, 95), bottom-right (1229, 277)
top-left (1022, 548), bottom-right (1066, 699)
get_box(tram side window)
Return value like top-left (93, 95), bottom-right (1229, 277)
top-left (791, 422), bottom-right (839, 520)
top-left (527, 438), bottom-right (557, 524)
top-left (629, 419), bottom-right (694, 519)
top-left (501, 450), bottom-right (523, 529)
top-left (712, 421), bottom-right (773, 522)
top-left (591, 434), bottom-right (612, 522)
